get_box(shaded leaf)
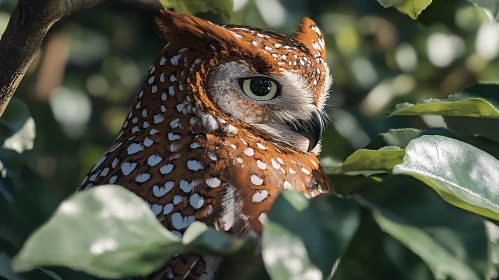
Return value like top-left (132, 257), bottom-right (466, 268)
top-left (390, 84), bottom-right (499, 119)
top-left (383, 236), bottom-right (433, 280)
top-left (339, 148), bottom-right (405, 176)
top-left (393, 135), bottom-right (499, 221)
top-left (262, 191), bottom-right (360, 280)
top-left (372, 209), bottom-right (480, 280)
top-left (0, 252), bottom-right (25, 280)
top-left (0, 98), bottom-right (35, 153)
top-left (445, 116), bottom-right (499, 143)
top-left (377, 0), bottom-right (433, 19)
top-left (160, 0), bottom-right (234, 19)
top-left (12, 185), bottom-right (244, 278)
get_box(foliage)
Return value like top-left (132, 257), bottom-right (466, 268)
top-left (2, 0), bottom-right (499, 280)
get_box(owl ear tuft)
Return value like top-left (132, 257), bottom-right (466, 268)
top-left (154, 9), bottom-right (251, 51)
top-left (292, 17), bottom-right (327, 60)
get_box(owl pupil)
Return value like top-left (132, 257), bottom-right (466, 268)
top-left (250, 79), bottom-right (272, 96)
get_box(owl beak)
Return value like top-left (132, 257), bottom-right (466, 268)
top-left (294, 111), bottom-right (324, 152)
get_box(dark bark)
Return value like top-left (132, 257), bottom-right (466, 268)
top-left (0, 0), bottom-right (104, 116)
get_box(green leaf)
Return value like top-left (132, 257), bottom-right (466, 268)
top-left (390, 84), bottom-right (499, 119)
top-left (262, 191), bottom-right (360, 279)
top-left (377, 0), bottom-right (433, 19)
top-left (393, 135), bottom-right (499, 221)
top-left (0, 97), bottom-right (35, 153)
top-left (160, 0), bottom-right (234, 19)
top-left (338, 148), bottom-right (405, 176)
top-left (12, 185), bottom-right (245, 278)
top-left (365, 128), bottom-right (455, 150)
top-left (468, 0), bottom-right (499, 21)
top-left (372, 209), bottom-right (480, 280)
top-left (445, 116), bottom-right (499, 143)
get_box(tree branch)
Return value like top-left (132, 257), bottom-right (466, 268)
top-left (0, 0), bottom-right (104, 116)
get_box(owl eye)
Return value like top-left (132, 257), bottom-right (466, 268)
top-left (238, 77), bottom-right (281, 101)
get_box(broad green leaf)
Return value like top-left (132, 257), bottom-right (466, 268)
top-left (12, 185), bottom-right (245, 278)
top-left (160, 0), bottom-right (234, 19)
top-left (262, 191), bottom-right (360, 280)
top-left (339, 148), bottom-right (405, 176)
top-left (383, 236), bottom-right (433, 280)
top-left (377, 0), bottom-right (433, 19)
top-left (485, 221), bottom-right (499, 278)
top-left (372, 209), bottom-right (480, 280)
top-left (393, 135), bottom-right (499, 221)
top-left (468, 0), bottom-right (499, 21)
top-left (0, 98), bottom-right (35, 153)
top-left (445, 116), bottom-right (499, 143)
top-left (390, 84), bottom-right (499, 119)
top-left (365, 128), bottom-right (455, 150)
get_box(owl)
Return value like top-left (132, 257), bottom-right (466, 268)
top-left (80, 9), bottom-right (333, 280)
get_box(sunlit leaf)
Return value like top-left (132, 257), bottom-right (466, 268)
top-left (390, 84), bottom-right (499, 119)
top-left (393, 135), bottom-right (499, 221)
top-left (372, 209), bottom-right (479, 280)
top-left (160, 0), bottom-right (234, 19)
top-left (377, 0), bottom-right (433, 19)
top-left (12, 185), bottom-right (245, 278)
top-left (263, 191), bottom-right (360, 280)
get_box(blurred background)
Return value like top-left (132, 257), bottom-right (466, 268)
top-left (0, 0), bottom-right (496, 199)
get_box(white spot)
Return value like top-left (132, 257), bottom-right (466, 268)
top-left (169, 86), bottom-right (175, 95)
top-left (176, 104), bottom-right (184, 112)
top-left (109, 176), bottom-right (117, 184)
top-left (208, 205), bottom-right (214, 215)
top-left (187, 160), bottom-right (203, 171)
top-left (151, 204), bottom-right (162, 215)
top-left (91, 156), bottom-right (106, 172)
top-left (160, 57), bottom-right (166, 65)
top-left (250, 175), bottom-right (264, 186)
top-left (277, 158), bottom-right (284, 164)
top-left (135, 173), bottom-right (150, 183)
top-left (289, 168), bottom-right (297, 174)
top-left (161, 105), bottom-right (167, 112)
top-left (190, 142), bottom-right (201, 149)
top-left (224, 124), bottom-right (238, 134)
top-left (257, 160), bottom-right (267, 170)
top-left (153, 181), bottom-right (174, 197)
top-left (172, 213), bottom-right (195, 229)
top-left (252, 190), bottom-right (269, 202)
top-left (147, 154), bottom-right (162, 167)
top-left (256, 143), bottom-right (267, 150)
top-left (258, 213), bottom-right (267, 224)
top-left (121, 162), bottom-right (137, 175)
top-left (171, 54), bottom-right (181, 65)
top-left (301, 167), bottom-right (311, 175)
top-left (206, 152), bottom-right (217, 161)
top-left (127, 143), bottom-right (144, 155)
top-left (163, 203), bottom-right (174, 214)
top-left (160, 164), bottom-right (174, 175)
top-left (170, 118), bottom-right (180, 128)
top-left (244, 148), bottom-right (254, 156)
top-left (190, 193), bottom-right (204, 209)
top-left (236, 157), bottom-right (243, 164)
top-left (168, 133), bottom-right (181, 141)
top-left (283, 181), bottom-right (292, 189)
top-left (89, 173), bottom-right (98, 182)
top-left (162, 92), bottom-right (167, 101)
top-left (180, 180), bottom-right (198, 192)
top-left (143, 137), bottom-right (154, 147)
top-left (160, 73), bottom-right (165, 83)
top-left (318, 185), bottom-right (323, 193)
top-left (143, 121), bottom-right (150, 128)
top-left (150, 129), bottom-right (160, 135)
top-left (132, 126), bottom-right (140, 133)
top-left (100, 168), bottom-right (109, 177)
top-left (154, 114), bottom-right (165, 124)
top-left (271, 158), bottom-right (280, 169)
top-left (206, 177), bottom-right (221, 188)
top-left (170, 74), bottom-right (177, 82)
top-left (148, 76), bottom-right (155, 84)
top-left (152, 85), bottom-right (158, 93)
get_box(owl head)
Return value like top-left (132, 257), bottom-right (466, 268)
top-left (150, 10), bottom-right (332, 154)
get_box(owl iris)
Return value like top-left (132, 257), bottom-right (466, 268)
top-left (239, 77), bottom-right (280, 101)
